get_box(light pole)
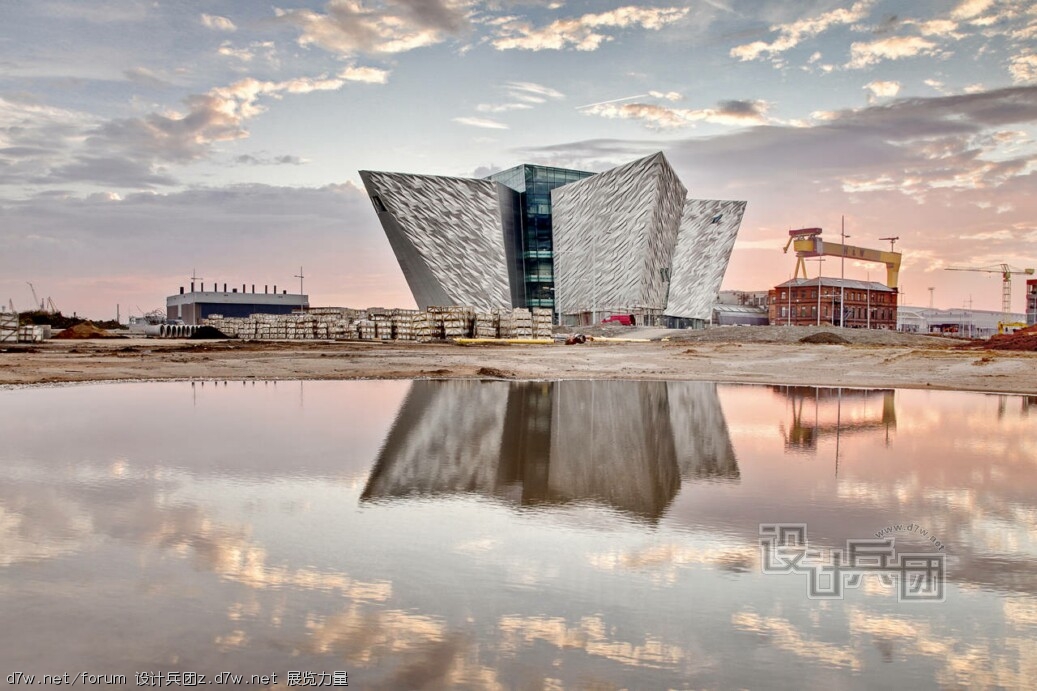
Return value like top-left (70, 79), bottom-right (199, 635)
top-left (787, 274), bottom-right (792, 325)
top-left (809, 257), bottom-right (825, 326)
top-left (866, 271), bottom-right (871, 329)
top-left (840, 216), bottom-right (850, 328)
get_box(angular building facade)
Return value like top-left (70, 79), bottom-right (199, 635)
top-left (360, 152), bottom-right (745, 326)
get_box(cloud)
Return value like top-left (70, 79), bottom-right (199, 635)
top-left (217, 40), bottom-right (278, 65)
top-left (847, 35), bottom-right (938, 69)
top-left (275, 0), bottom-right (472, 56)
top-left (89, 75), bottom-right (356, 167)
top-left (491, 6), bottom-right (689, 51)
top-left (338, 64), bottom-right (391, 83)
top-left (951, 0), bottom-right (995, 21)
top-left (1010, 53), bottom-right (1037, 84)
top-left (581, 98), bottom-right (770, 129)
top-left (124, 67), bottom-right (173, 88)
top-left (0, 68), bottom-right (384, 192)
top-left (201, 13), bottom-right (237, 32)
top-left (864, 80), bottom-right (901, 100)
top-left (234, 154), bottom-right (308, 166)
top-left (504, 80), bottom-right (565, 103)
top-left (475, 102), bottom-right (533, 113)
top-left (730, 1), bottom-right (874, 63)
top-left (452, 116), bottom-right (509, 129)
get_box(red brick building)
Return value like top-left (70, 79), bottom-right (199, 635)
top-left (768, 278), bottom-right (898, 328)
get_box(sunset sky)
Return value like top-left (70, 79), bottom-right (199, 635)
top-left (2, 0), bottom-right (1036, 318)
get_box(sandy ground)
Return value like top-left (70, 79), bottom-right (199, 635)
top-left (2, 326), bottom-right (1035, 393)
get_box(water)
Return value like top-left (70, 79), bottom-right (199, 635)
top-left (1, 380), bottom-right (1035, 689)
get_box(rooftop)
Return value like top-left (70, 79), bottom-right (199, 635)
top-left (775, 277), bottom-right (895, 292)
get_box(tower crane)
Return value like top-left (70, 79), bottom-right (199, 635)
top-left (944, 264), bottom-right (1035, 318)
top-left (26, 282), bottom-right (42, 311)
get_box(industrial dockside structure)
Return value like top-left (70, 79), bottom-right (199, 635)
top-left (167, 282), bottom-right (308, 325)
top-left (361, 152), bottom-right (746, 328)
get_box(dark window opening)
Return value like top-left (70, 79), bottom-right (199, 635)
top-left (711, 214), bottom-right (723, 224)
top-left (371, 195), bottom-right (387, 213)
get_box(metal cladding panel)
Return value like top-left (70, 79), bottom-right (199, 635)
top-left (665, 199), bottom-right (746, 320)
top-left (360, 171), bottom-right (512, 311)
top-left (552, 152), bottom-right (686, 314)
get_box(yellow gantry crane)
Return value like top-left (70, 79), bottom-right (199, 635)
top-left (783, 228), bottom-right (902, 288)
top-left (944, 264), bottom-right (1035, 319)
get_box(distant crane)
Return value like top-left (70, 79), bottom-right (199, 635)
top-left (880, 236), bottom-right (900, 253)
top-left (26, 282), bottom-right (42, 311)
top-left (944, 263), bottom-right (1035, 318)
top-left (46, 297), bottom-right (59, 314)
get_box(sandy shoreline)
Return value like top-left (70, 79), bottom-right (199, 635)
top-left (2, 335), bottom-right (1035, 394)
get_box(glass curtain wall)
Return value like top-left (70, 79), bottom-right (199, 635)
top-left (490, 165), bottom-right (593, 312)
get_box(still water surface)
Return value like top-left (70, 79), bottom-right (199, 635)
top-left (1, 380), bottom-right (1036, 689)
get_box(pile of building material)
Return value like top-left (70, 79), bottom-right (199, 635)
top-left (474, 312), bottom-right (497, 338)
top-left (53, 322), bottom-right (113, 339)
top-left (496, 308), bottom-right (533, 338)
top-left (202, 306), bottom-right (553, 342)
top-left (0, 312), bottom-right (17, 343)
top-left (532, 308), bottom-right (553, 338)
top-left (18, 324), bottom-right (50, 342)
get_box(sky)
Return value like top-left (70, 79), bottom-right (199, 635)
top-left (1, 0), bottom-right (1036, 318)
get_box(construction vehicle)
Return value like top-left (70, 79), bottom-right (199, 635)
top-left (783, 228), bottom-right (902, 289)
top-left (944, 263), bottom-right (1035, 326)
top-left (997, 321), bottom-right (1027, 335)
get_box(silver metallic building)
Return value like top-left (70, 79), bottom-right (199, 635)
top-left (360, 152), bottom-right (745, 325)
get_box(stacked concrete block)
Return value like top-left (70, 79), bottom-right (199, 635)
top-left (201, 305), bottom-right (549, 342)
top-left (425, 307), bottom-right (446, 340)
top-left (512, 308), bottom-right (534, 338)
top-left (474, 312), bottom-right (497, 338)
top-left (496, 307), bottom-right (516, 338)
top-left (356, 319), bottom-right (376, 340)
top-left (392, 310), bottom-right (420, 341)
top-left (531, 308), bottom-right (553, 338)
top-left (371, 315), bottom-right (391, 340)
top-left (413, 313), bottom-right (434, 343)
top-left (441, 306), bottom-right (471, 339)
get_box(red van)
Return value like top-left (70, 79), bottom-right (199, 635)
top-left (602, 314), bottom-right (635, 326)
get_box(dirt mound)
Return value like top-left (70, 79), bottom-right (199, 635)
top-left (190, 325), bottom-right (228, 339)
top-left (961, 327), bottom-right (1037, 351)
top-left (53, 322), bottom-right (121, 339)
top-left (800, 332), bottom-right (850, 344)
top-left (669, 325), bottom-right (957, 347)
top-left (476, 366), bottom-right (511, 378)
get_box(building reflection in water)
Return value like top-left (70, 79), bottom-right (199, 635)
top-left (362, 380), bottom-right (739, 521)
top-left (775, 386), bottom-right (897, 452)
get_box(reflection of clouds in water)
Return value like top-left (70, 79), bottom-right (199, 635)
top-left (0, 500), bottom-right (92, 567)
top-left (732, 611), bottom-right (860, 671)
top-left (0, 462), bottom-right (392, 602)
top-left (498, 615), bottom-right (695, 672)
top-left (848, 608), bottom-right (1037, 688)
top-left (588, 542), bottom-right (757, 585)
top-left (303, 608), bottom-right (502, 689)
top-left (1004, 598), bottom-right (1037, 629)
